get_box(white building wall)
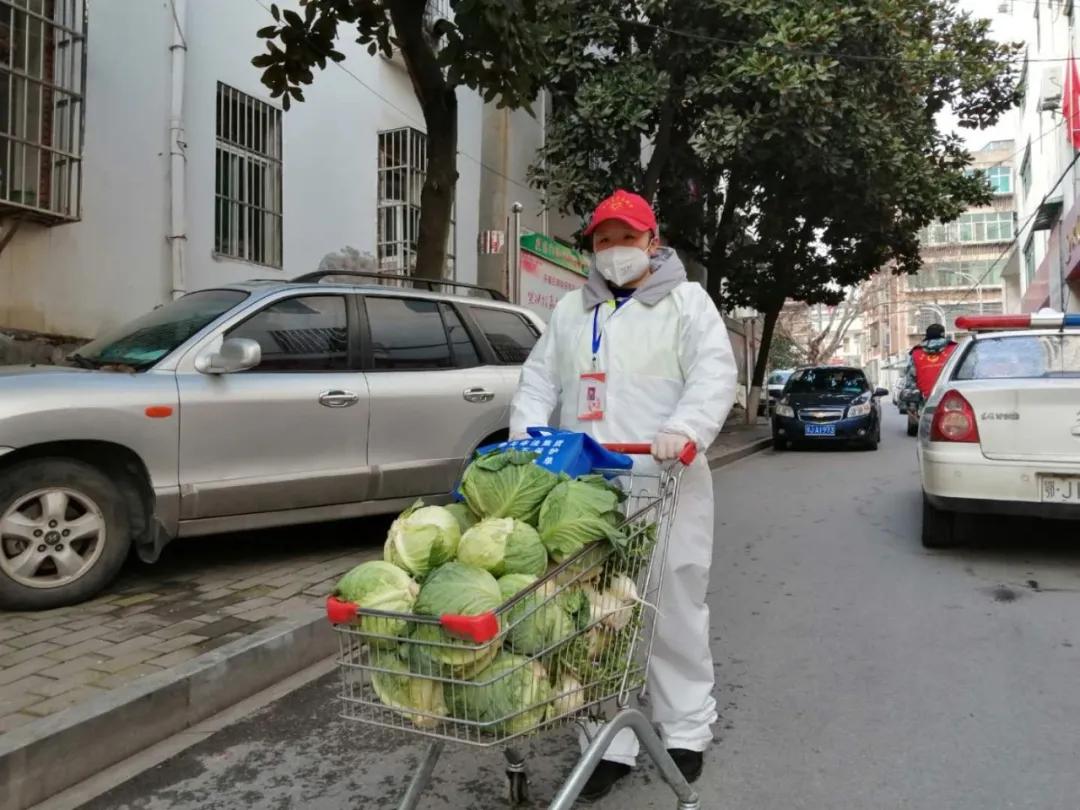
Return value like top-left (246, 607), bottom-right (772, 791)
top-left (0, 0), bottom-right (492, 340)
top-left (1007, 0), bottom-right (1078, 311)
top-left (0, 0), bottom-right (171, 337)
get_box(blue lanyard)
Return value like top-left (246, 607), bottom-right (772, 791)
top-left (591, 297), bottom-right (630, 359)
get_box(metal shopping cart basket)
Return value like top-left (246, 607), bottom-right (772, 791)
top-left (325, 443), bottom-right (702, 809)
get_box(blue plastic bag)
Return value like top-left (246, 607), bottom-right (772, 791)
top-left (451, 428), bottom-right (633, 502)
top-left (478, 427), bottom-right (633, 477)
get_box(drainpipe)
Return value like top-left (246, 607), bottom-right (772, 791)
top-left (168, 0), bottom-right (188, 299)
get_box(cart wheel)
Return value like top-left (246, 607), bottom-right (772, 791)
top-left (506, 769), bottom-right (530, 805)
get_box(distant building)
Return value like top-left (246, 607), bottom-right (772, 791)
top-left (1002, 0), bottom-right (1080, 313)
top-left (0, 0), bottom-right (559, 345)
top-left (860, 140), bottom-right (1015, 381)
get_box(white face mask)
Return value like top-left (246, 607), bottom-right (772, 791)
top-left (594, 245), bottom-right (652, 287)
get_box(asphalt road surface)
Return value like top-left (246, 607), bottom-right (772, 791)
top-left (83, 411), bottom-right (1080, 810)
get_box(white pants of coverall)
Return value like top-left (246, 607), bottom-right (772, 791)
top-left (577, 456), bottom-right (717, 764)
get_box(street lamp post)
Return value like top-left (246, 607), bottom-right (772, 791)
top-left (937, 269), bottom-right (984, 314)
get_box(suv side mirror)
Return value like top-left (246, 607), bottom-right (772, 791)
top-left (873, 387), bottom-right (889, 398)
top-left (195, 338), bottom-right (261, 375)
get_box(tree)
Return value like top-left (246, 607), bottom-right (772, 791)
top-left (766, 329), bottom-right (802, 372)
top-left (317, 245), bottom-right (377, 274)
top-left (533, 0), bottom-right (1018, 415)
top-left (253, 0), bottom-right (547, 280)
top-left (775, 290), bottom-right (869, 367)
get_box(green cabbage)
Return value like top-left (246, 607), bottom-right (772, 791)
top-left (457, 518), bottom-right (548, 577)
top-left (498, 577), bottom-right (588, 656)
top-left (384, 501), bottom-right (461, 578)
top-left (370, 651), bottom-right (448, 729)
top-left (407, 622), bottom-right (500, 678)
top-left (414, 562), bottom-right (502, 617)
top-left (444, 652), bottom-right (553, 735)
top-left (496, 573), bottom-right (537, 602)
top-left (538, 475), bottom-right (626, 562)
top-left (460, 450), bottom-right (559, 523)
top-left (444, 502), bottom-right (479, 534)
top-left (332, 561), bottom-right (419, 644)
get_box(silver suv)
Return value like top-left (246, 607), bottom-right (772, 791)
top-left (0, 272), bottom-right (544, 610)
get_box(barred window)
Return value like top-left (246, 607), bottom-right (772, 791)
top-left (0, 0), bottom-right (86, 222)
top-left (377, 126), bottom-right (454, 276)
top-left (215, 83), bottom-right (282, 268)
top-left (919, 211), bottom-right (1015, 246)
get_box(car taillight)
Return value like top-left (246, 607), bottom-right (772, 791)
top-left (930, 390), bottom-right (980, 443)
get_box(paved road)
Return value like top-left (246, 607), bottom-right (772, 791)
top-left (82, 411), bottom-right (1080, 809)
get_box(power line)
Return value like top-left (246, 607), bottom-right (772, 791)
top-left (980, 114), bottom-right (1066, 169)
top-left (623, 17), bottom-right (1072, 66)
top-left (952, 147), bottom-right (1080, 302)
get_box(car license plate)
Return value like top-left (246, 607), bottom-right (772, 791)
top-left (805, 423), bottom-right (836, 437)
top-left (1039, 475), bottom-right (1080, 504)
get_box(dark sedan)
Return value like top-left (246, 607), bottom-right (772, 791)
top-left (771, 366), bottom-right (888, 451)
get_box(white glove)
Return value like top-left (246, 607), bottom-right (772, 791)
top-left (651, 432), bottom-right (691, 462)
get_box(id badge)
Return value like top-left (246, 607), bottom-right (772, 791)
top-left (577, 372), bottom-right (607, 421)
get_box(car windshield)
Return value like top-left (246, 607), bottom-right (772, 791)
top-left (768, 371), bottom-right (792, 386)
top-left (76, 290), bottom-right (248, 370)
top-left (954, 334), bottom-right (1080, 380)
top-left (786, 368), bottom-right (868, 395)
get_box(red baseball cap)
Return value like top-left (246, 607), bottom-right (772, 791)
top-left (582, 189), bottom-right (658, 236)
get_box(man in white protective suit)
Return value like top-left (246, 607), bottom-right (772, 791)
top-left (509, 189), bottom-right (737, 800)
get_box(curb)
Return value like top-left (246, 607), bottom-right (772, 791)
top-left (2, 437), bottom-right (772, 809)
top-left (0, 609), bottom-right (335, 810)
top-left (707, 436), bottom-right (772, 469)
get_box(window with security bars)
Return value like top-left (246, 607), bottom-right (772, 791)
top-left (377, 127), bottom-right (454, 276)
top-left (911, 302), bottom-right (1004, 335)
top-left (0, 0), bottom-right (86, 222)
top-left (919, 211), bottom-right (1015, 245)
top-left (908, 259), bottom-right (1004, 289)
top-left (215, 83), bottom-right (282, 268)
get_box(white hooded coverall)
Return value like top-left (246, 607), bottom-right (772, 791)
top-left (509, 248), bottom-right (737, 764)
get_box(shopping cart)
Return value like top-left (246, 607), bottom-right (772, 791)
top-left (326, 443), bottom-right (702, 809)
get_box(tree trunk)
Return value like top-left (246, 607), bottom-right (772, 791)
top-left (751, 304), bottom-right (781, 407)
top-left (641, 74), bottom-right (681, 204)
top-left (413, 103), bottom-right (457, 281)
top-left (389, 1), bottom-right (458, 282)
top-left (705, 169), bottom-right (745, 304)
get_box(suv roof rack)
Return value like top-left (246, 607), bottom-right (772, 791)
top-left (291, 270), bottom-right (507, 301)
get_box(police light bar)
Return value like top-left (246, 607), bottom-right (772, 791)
top-left (955, 313), bottom-right (1080, 331)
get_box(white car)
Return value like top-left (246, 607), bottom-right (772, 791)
top-left (918, 313), bottom-right (1080, 548)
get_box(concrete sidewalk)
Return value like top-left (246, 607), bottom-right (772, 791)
top-left (0, 428), bottom-right (771, 809)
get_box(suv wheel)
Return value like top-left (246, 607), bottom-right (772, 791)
top-left (772, 435), bottom-right (786, 451)
top-left (0, 459), bottom-right (132, 610)
top-left (921, 493), bottom-right (957, 549)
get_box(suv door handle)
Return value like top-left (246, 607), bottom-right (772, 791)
top-left (463, 387), bottom-right (495, 403)
top-left (319, 390), bottom-right (360, 408)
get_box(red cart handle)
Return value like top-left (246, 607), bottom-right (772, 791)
top-left (327, 595), bottom-right (358, 624)
top-left (603, 442), bottom-right (698, 466)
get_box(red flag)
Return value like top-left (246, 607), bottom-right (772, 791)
top-left (1063, 53), bottom-right (1080, 149)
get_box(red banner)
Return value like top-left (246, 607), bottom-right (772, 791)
top-left (1064, 54), bottom-right (1080, 149)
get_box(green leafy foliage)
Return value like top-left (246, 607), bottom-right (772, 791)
top-left (532, 0), bottom-right (1020, 387)
top-left (251, 1), bottom-right (549, 280)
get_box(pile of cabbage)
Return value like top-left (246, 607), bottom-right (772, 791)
top-left (331, 448), bottom-right (652, 734)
